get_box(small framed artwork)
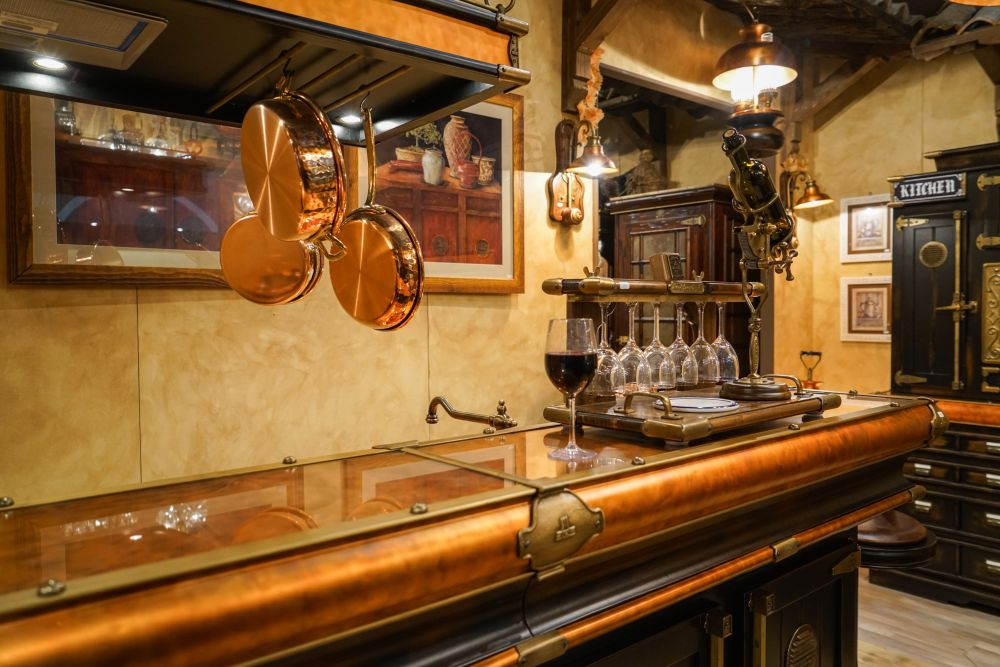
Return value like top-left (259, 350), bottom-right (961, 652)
top-left (840, 194), bottom-right (891, 263)
top-left (841, 276), bottom-right (892, 342)
top-left (358, 92), bottom-right (524, 294)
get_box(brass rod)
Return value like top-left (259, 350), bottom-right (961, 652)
top-left (298, 54), bottom-right (363, 94)
top-left (322, 66), bottom-right (411, 112)
top-left (952, 210), bottom-right (963, 390)
top-left (206, 41), bottom-right (307, 114)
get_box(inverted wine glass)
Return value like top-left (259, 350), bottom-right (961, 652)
top-left (666, 303), bottom-right (698, 390)
top-left (545, 318), bottom-right (598, 461)
top-left (713, 302), bottom-right (740, 383)
top-left (643, 303), bottom-right (672, 391)
top-left (591, 306), bottom-right (626, 401)
top-left (618, 302), bottom-right (652, 393)
top-left (691, 302), bottom-right (720, 386)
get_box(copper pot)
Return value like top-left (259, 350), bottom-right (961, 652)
top-left (241, 88), bottom-right (347, 242)
top-left (329, 108), bottom-right (423, 330)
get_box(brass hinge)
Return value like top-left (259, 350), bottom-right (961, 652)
top-left (978, 173), bottom-right (1000, 191)
top-left (516, 631), bottom-right (568, 667)
top-left (704, 610), bottom-right (732, 667)
top-left (895, 370), bottom-right (928, 385)
top-left (517, 490), bottom-right (604, 576)
top-left (831, 548), bottom-right (862, 576)
top-left (927, 402), bottom-right (949, 443)
top-left (678, 215), bottom-right (706, 227)
top-left (896, 217), bottom-right (929, 231)
top-left (977, 234), bottom-right (1000, 250)
top-left (771, 537), bottom-right (799, 562)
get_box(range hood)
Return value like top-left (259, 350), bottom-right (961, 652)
top-left (0, 0), bottom-right (529, 145)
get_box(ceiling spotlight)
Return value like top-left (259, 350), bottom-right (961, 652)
top-left (32, 57), bottom-right (68, 71)
top-left (339, 114), bottom-right (362, 126)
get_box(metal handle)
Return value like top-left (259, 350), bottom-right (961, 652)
top-left (987, 559), bottom-right (1000, 576)
top-left (986, 441), bottom-right (1000, 455)
top-left (912, 463), bottom-right (932, 476)
top-left (987, 473), bottom-right (1000, 487)
top-left (913, 500), bottom-right (932, 514)
top-left (764, 373), bottom-right (806, 396)
top-left (619, 391), bottom-right (681, 420)
top-left (986, 512), bottom-right (1000, 528)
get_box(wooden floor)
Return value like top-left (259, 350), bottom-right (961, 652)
top-left (858, 570), bottom-right (1000, 667)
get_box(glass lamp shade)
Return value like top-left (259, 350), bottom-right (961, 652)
top-left (793, 179), bottom-right (833, 210)
top-left (567, 135), bottom-right (619, 178)
top-left (713, 23), bottom-right (797, 105)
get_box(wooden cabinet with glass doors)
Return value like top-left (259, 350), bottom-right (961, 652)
top-left (607, 184), bottom-right (750, 373)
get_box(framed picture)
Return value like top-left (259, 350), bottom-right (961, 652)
top-left (358, 93), bottom-right (524, 294)
top-left (840, 194), bottom-right (891, 263)
top-left (5, 92), bottom-right (247, 287)
top-left (841, 276), bottom-right (892, 342)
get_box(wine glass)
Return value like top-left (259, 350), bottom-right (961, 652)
top-left (713, 303), bottom-right (740, 383)
top-left (545, 318), bottom-right (598, 461)
top-left (666, 303), bottom-right (698, 390)
top-left (618, 302), bottom-right (652, 393)
top-left (643, 303), bottom-right (673, 390)
top-left (591, 305), bottom-right (626, 401)
top-left (691, 302), bottom-right (720, 386)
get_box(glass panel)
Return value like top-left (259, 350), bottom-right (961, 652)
top-left (630, 260), bottom-right (645, 279)
top-left (643, 232), bottom-right (676, 257)
top-left (640, 263), bottom-right (652, 279)
top-left (0, 450), bottom-right (522, 598)
top-left (631, 234), bottom-right (641, 259)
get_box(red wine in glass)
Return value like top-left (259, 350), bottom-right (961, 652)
top-left (545, 352), bottom-right (597, 396)
top-left (545, 318), bottom-right (598, 461)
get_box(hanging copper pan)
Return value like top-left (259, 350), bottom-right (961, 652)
top-left (241, 85), bottom-right (347, 242)
top-left (220, 213), bottom-right (323, 305)
top-left (329, 108), bottom-right (423, 330)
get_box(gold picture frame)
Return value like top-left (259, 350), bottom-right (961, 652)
top-left (841, 276), bottom-right (892, 342)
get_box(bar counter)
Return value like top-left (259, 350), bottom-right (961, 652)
top-left (0, 391), bottom-right (945, 666)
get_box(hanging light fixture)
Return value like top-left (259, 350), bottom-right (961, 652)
top-left (793, 178), bottom-right (833, 210)
top-left (713, 10), bottom-right (798, 157)
top-left (780, 141), bottom-right (833, 212)
top-left (566, 120), bottom-right (619, 179)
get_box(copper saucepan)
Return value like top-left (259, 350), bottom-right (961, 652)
top-left (329, 108), bottom-right (423, 330)
top-left (241, 84), bottom-right (347, 242)
top-left (220, 213), bottom-right (324, 305)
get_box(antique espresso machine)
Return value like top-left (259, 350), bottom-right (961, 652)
top-left (541, 129), bottom-right (840, 444)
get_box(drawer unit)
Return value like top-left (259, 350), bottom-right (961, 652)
top-left (904, 460), bottom-right (958, 482)
top-left (960, 545), bottom-right (1000, 587)
top-left (962, 501), bottom-right (1000, 541)
top-left (962, 438), bottom-right (1000, 457)
top-left (963, 471), bottom-right (1000, 490)
top-left (900, 495), bottom-right (958, 529)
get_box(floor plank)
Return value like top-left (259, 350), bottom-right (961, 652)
top-left (859, 570), bottom-right (1000, 667)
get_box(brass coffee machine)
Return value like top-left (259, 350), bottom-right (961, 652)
top-left (719, 128), bottom-right (800, 401)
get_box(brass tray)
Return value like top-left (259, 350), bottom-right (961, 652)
top-left (543, 387), bottom-right (842, 445)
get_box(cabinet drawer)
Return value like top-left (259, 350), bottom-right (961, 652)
top-left (962, 438), bottom-right (1000, 457)
top-left (900, 495), bottom-right (958, 528)
top-left (962, 471), bottom-right (1000, 490)
top-left (962, 501), bottom-right (1000, 540)
top-left (921, 539), bottom-right (958, 575)
top-left (904, 461), bottom-right (957, 481)
top-left (960, 546), bottom-right (1000, 586)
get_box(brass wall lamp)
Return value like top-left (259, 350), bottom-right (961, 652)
top-left (546, 119), bottom-right (619, 224)
top-left (780, 143), bottom-right (833, 211)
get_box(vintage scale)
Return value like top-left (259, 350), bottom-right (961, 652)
top-left (542, 129), bottom-right (839, 446)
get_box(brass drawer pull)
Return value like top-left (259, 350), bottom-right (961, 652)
top-left (986, 512), bottom-right (1000, 528)
top-left (988, 473), bottom-right (1000, 487)
top-left (987, 559), bottom-right (1000, 576)
top-left (913, 500), bottom-right (933, 514)
top-left (913, 463), bottom-right (932, 476)
top-left (986, 441), bottom-right (1000, 455)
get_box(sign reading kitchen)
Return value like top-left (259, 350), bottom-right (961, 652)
top-left (890, 173), bottom-right (966, 205)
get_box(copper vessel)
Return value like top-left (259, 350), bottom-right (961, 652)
top-left (241, 88), bottom-right (347, 242)
top-left (329, 108), bottom-right (423, 330)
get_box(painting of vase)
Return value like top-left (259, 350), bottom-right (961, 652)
top-left (443, 115), bottom-right (473, 177)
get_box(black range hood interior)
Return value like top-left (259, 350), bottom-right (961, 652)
top-left (0, 0), bottom-right (529, 145)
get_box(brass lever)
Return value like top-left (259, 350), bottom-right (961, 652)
top-left (426, 396), bottom-right (518, 434)
top-left (619, 392), bottom-right (682, 420)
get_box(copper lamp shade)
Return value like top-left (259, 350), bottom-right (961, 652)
top-left (793, 179), bottom-right (834, 210)
top-left (712, 23), bottom-right (797, 105)
top-left (567, 133), bottom-right (619, 178)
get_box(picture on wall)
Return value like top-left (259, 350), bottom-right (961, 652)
top-left (840, 194), bottom-right (891, 263)
top-left (841, 276), bottom-right (892, 342)
top-left (357, 93), bottom-right (524, 294)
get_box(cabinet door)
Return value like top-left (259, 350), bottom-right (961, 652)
top-left (892, 208), bottom-right (968, 393)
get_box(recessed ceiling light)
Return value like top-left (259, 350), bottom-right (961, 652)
top-left (32, 57), bottom-right (68, 71)
top-left (339, 114), bottom-right (362, 126)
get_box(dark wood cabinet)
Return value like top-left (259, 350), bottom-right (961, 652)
top-left (606, 184), bottom-right (750, 372)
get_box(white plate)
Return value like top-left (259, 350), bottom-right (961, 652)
top-left (656, 397), bottom-right (740, 414)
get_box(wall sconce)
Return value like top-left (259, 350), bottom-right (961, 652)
top-left (780, 142), bottom-right (833, 211)
top-left (546, 119), bottom-right (619, 225)
top-left (713, 18), bottom-right (797, 157)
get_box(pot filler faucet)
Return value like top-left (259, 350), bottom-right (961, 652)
top-left (426, 397), bottom-right (518, 434)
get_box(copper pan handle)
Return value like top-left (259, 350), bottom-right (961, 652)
top-left (361, 103), bottom-right (378, 208)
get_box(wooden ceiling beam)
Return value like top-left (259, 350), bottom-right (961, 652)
top-left (840, 0), bottom-right (917, 39)
top-left (575, 0), bottom-right (639, 54)
top-left (810, 57), bottom-right (906, 129)
top-left (561, 0), bottom-right (639, 113)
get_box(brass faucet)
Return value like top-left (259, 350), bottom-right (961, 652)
top-left (426, 397), bottom-right (518, 434)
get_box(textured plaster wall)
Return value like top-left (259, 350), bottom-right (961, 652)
top-left (0, 0), bottom-right (591, 503)
top-left (777, 53), bottom-right (995, 391)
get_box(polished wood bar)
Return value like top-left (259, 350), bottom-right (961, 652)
top-left (0, 392), bottom-right (943, 665)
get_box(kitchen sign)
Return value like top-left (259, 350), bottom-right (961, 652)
top-left (890, 173), bottom-right (966, 206)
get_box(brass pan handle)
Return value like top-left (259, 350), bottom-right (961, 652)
top-left (763, 373), bottom-right (806, 396)
top-left (620, 392), bottom-right (682, 420)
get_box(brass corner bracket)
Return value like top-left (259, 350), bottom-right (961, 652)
top-left (517, 489), bottom-right (604, 576)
